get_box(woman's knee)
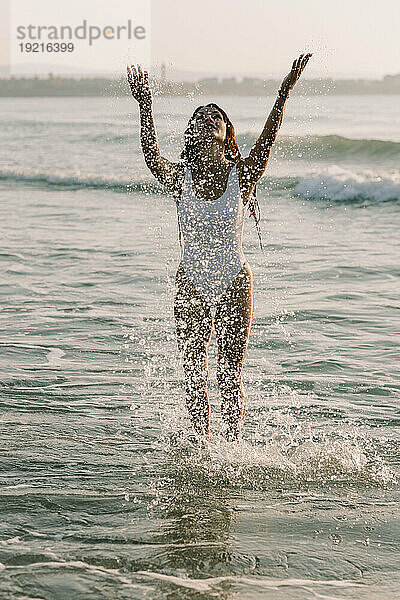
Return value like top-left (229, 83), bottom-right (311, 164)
top-left (216, 358), bottom-right (242, 392)
top-left (184, 362), bottom-right (209, 392)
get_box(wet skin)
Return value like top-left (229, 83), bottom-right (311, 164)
top-left (175, 105), bottom-right (254, 441)
top-left (127, 55), bottom-right (313, 440)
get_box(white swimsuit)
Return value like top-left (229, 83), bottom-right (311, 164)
top-left (177, 162), bottom-right (249, 307)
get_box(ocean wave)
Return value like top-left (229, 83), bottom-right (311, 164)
top-left (2, 165), bottom-right (399, 203)
top-left (238, 133), bottom-right (400, 161)
top-left (294, 166), bottom-right (400, 202)
top-left (4, 124), bottom-right (400, 161)
top-left (0, 167), bottom-right (159, 194)
top-left (47, 133), bottom-right (400, 158)
top-left (0, 165), bottom-right (298, 194)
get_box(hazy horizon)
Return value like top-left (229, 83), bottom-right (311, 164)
top-left (1, 63), bottom-right (399, 82)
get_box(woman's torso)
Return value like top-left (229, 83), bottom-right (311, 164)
top-left (176, 162), bottom-right (250, 305)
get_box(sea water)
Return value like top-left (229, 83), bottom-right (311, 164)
top-left (0, 93), bottom-right (399, 599)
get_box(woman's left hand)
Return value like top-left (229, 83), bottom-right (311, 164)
top-left (280, 53), bottom-right (312, 96)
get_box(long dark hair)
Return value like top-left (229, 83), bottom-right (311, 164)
top-left (177, 103), bottom-right (263, 252)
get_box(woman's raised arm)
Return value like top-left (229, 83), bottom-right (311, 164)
top-left (240, 54), bottom-right (312, 194)
top-left (127, 64), bottom-right (183, 195)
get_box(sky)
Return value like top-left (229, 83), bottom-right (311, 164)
top-left (151, 0), bottom-right (400, 80)
top-left (2, 0), bottom-right (399, 79)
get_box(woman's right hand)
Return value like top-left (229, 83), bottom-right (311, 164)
top-left (127, 64), bottom-right (152, 109)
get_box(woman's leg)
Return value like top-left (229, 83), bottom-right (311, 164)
top-left (174, 265), bottom-right (213, 436)
top-left (214, 264), bottom-right (253, 441)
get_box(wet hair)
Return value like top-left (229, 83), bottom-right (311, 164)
top-left (177, 103), bottom-right (263, 252)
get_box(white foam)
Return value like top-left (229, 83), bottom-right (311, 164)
top-left (164, 430), bottom-right (397, 487)
top-left (46, 347), bottom-right (65, 366)
top-left (137, 570), bottom-right (363, 592)
top-left (295, 165), bottom-right (400, 202)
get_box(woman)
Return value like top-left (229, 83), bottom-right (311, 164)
top-left (127, 54), bottom-right (312, 441)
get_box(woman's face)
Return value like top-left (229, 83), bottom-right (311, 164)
top-left (191, 105), bottom-right (227, 145)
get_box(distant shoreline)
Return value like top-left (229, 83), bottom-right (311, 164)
top-left (1, 74), bottom-right (399, 97)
